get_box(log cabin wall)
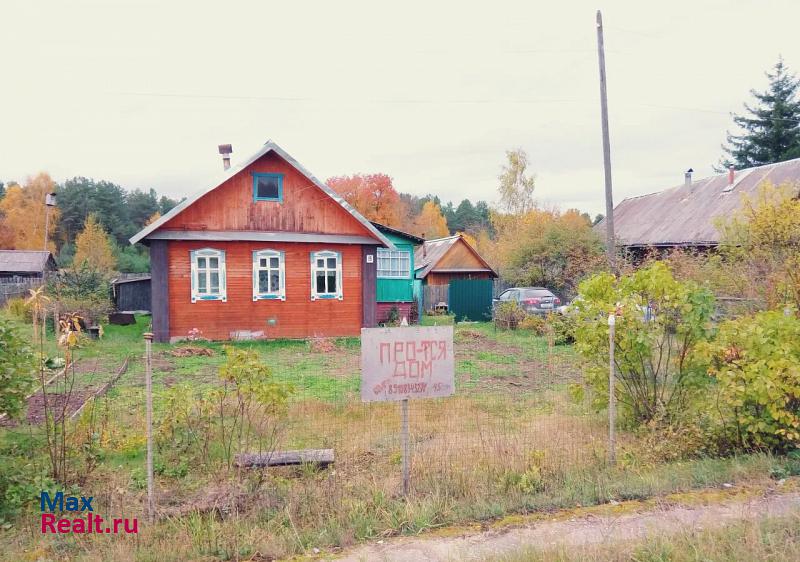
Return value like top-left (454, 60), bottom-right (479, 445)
top-left (166, 240), bottom-right (364, 340)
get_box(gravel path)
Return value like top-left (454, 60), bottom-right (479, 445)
top-left (336, 490), bottom-right (800, 562)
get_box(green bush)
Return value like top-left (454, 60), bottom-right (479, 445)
top-left (3, 298), bottom-right (30, 322)
top-left (0, 319), bottom-right (35, 419)
top-left (519, 314), bottom-right (547, 334)
top-left (46, 264), bottom-right (112, 324)
top-left (546, 313), bottom-right (576, 345)
top-left (493, 301), bottom-right (527, 330)
top-left (574, 262), bottom-right (715, 425)
top-left (698, 310), bottom-right (800, 452)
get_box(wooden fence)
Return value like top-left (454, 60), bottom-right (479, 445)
top-left (422, 284), bottom-right (449, 313)
top-left (0, 277), bottom-right (42, 306)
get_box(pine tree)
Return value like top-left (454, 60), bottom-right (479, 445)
top-left (720, 58), bottom-right (800, 170)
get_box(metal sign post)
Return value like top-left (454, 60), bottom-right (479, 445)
top-left (401, 398), bottom-right (410, 496)
top-left (143, 332), bottom-right (155, 521)
top-left (607, 313), bottom-right (616, 466)
top-left (361, 326), bottom-right (455, 496)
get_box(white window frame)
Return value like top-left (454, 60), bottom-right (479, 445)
top-left (252, 249), bottom-right (286, 301)
top-left (377, 248), bottom-right (411, 279)
top-left (190, 248), bottom-right (226, 303)
top-left (310, 250), bottom-right (343, 301)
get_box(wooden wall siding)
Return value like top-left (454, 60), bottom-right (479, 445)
top-left (361, 246), bottom-right (377, 328)
top-left (167, 241), bottom-right (363, 340)
top-left (376, 302), bottom-right (415, 324)
top-left (434, 239), bottom-right (488, 271)
top-left (426, 271), bottom-right (493, 286)
top-left (114, 280), bottom-right (151, 312)
top-left (161, 151), bottom-right (374, 238)
top-left (150, 241), bottom-right (170, 342)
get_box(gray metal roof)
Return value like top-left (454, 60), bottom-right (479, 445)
top-left (146, 230), bottom-right (384, 245)
top-left (414, 235), bottom-right (497, 278)
top-left (129, 140), bottom-right (395, 250)
top-left (0, 250), bottom-right (56, 273)
top-left (370, 222), bottom-right (425, 244)
top-left (602, 158), bottom-right (800, 247)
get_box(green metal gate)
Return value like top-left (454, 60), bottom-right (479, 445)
top-left (448, 279), bottom-right (494, 321)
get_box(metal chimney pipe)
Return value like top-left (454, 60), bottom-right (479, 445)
top-left (218, 144), bottom-right (233, 171)
top-left (728, 165), bottom-right (735, 187)
top-left (684, 168), bottom-right (693, 188)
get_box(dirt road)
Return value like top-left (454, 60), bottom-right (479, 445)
top-left (336, 489), bottom-right (800, 562)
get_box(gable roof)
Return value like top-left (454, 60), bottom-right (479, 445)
top-left (0, 250), bottom-right (57, 273)
top-left (370, 222), bottom-right (425, 245)
top-left (602, 158), bottom-right (800, 247)
top-left (414, 235), bottom-right (497, 278)
top-left (129, 140), bottom-right (394, 249)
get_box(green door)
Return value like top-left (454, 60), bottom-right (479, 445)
top-left (448, 279), bottom-right (494, 321)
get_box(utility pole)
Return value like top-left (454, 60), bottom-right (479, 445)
top-left (596, 10), bottom-right (616, 272)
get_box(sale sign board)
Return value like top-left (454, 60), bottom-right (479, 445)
top-left (360, 326), bottom-right (455, 402)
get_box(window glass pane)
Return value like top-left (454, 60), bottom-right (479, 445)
top-left (258, 271), bottom-right (269, 293)
top-left (270, 257), bottom-right (279, 268)
top-left (327, 257), bottom-right (336, 269)
top-left (316, 271), bottom-right (326, 294)
top-left (260, 258), bottom-right (267, 267)
top-left (317, 259), bottom-right (325, 268)
top-left (210, 272), bottom-right (220, 293)
top-left (327, 273), bottom-right (337, 293)
top-left (197, 257), bottom-right (206, 269)
top-left (257, 177), bottom-right (280, 199)
top-left (209, 257), bottom-right (218, 269)
top-left (198, 272), bottom-right (207, 293)
top-left (270, 271), bottom-right (280, 292)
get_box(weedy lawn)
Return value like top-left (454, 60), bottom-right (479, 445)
top-left (1, 314), bottom-right (798, 561)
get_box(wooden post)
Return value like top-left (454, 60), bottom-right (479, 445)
top-left (143, 332), bottom-right (155, 521)
top-left (401, 398), bottom-right (410, 496)
top-left (596, 10), bottom-right (617, 272)
top-left (607, 313), bottom-right (616, 465)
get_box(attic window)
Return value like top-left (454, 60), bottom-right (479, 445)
top-left (252, 173), bottom-right (283, 202)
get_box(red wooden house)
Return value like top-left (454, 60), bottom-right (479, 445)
top-left (130, 140), bottom-right (394, 342)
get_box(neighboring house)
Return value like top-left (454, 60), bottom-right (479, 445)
top-left (415, 235), bottom-right (498, 320)
top-left (129, 140), bottom-right (394, 342)
top-left (0, 250), bottom-right (57, 280)
top-left (601, 158), bottom-right (800, 253)
top-left (111, 275), bottom-right (152, 312)
top-left (370, 222), bottom-right (424, 324)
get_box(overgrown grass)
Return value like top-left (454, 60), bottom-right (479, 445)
top-left (1, 311), bottom-right (798, 561)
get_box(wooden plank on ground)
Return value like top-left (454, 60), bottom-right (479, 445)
top-left (235, 449), bottom-right (335, 468)
top-left (69, 356), bottom-right (130, 420)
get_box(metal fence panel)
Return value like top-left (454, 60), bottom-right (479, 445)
top-left (449, 278), bottom-right (494, 321)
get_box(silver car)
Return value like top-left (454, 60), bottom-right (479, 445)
top-left (494, 287), bottom-right (562, 315)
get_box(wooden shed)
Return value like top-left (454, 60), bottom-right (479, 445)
top-left (414, 235), bottom-right (497, 320)
top-left (129, 140), bottom-right (394, 342)
top-left (112, 275), bottom-right (152, 312)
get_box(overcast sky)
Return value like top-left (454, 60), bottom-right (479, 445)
top-left (2, 0), bottom-right (799, 216)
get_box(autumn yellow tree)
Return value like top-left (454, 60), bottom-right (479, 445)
top-left (145, 211), bottom-right (161, 225)
top-left (73, 214), bottom-right (116, 273)
top-left (0, 174), bottom-right (59, 251)
top-left (411, 201), bottom-right (449, 238)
